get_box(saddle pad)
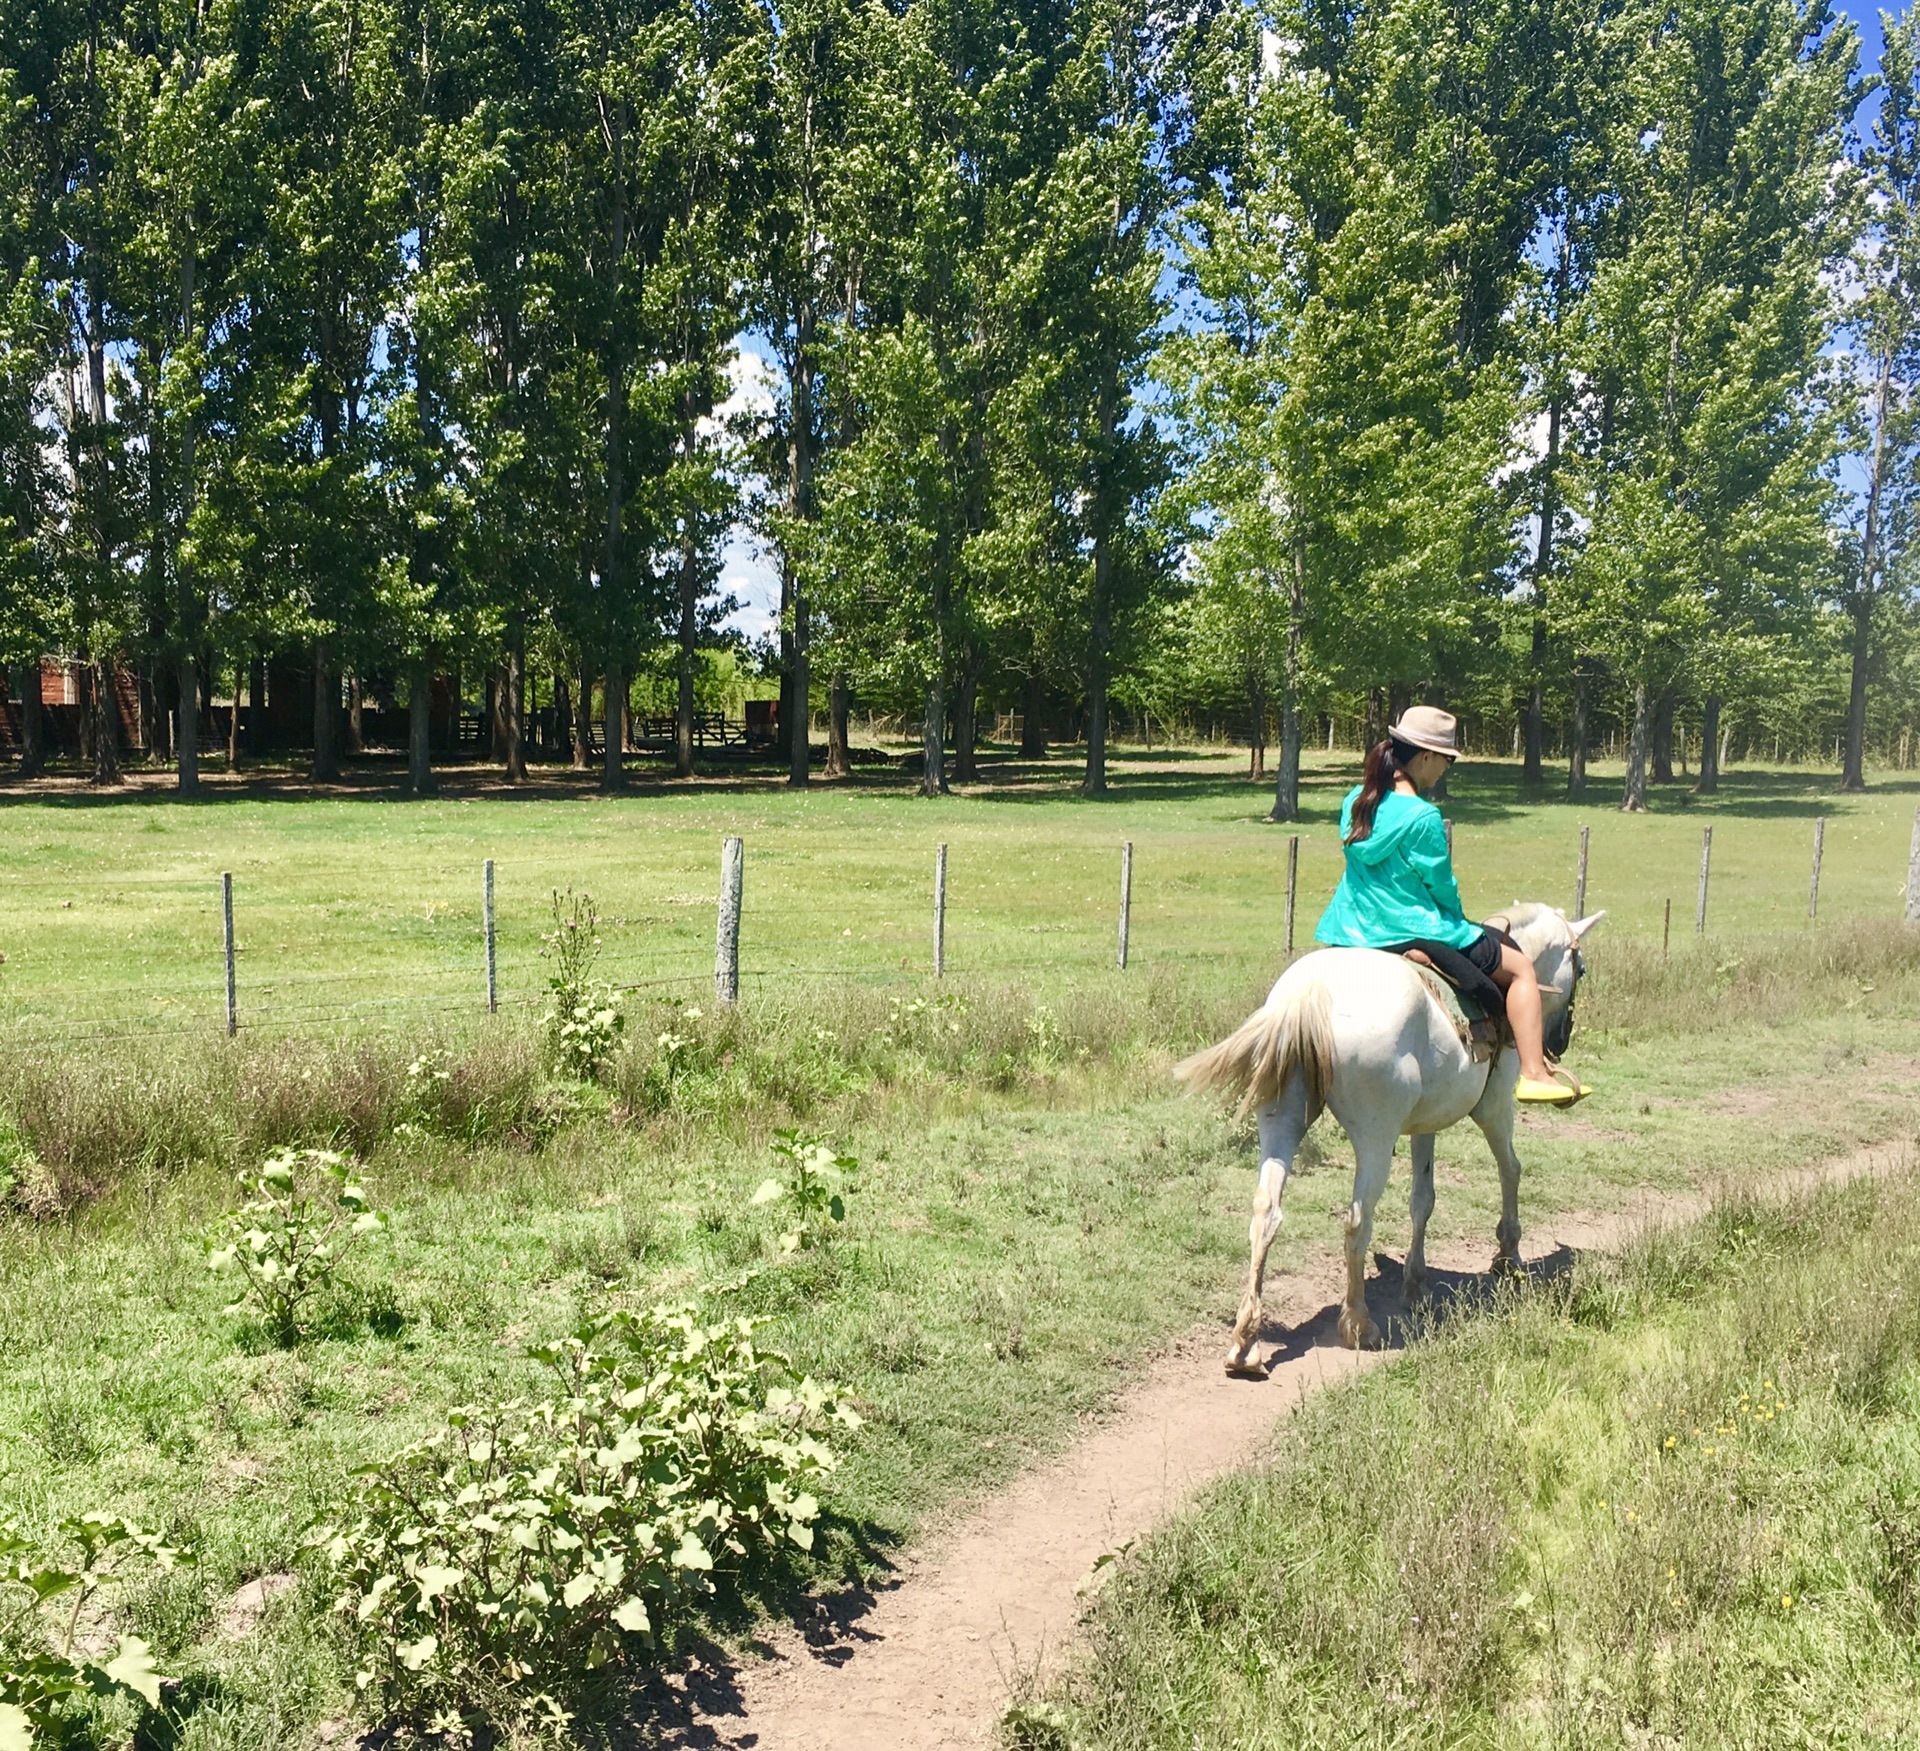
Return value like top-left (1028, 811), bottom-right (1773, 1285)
top-left (1413, 964), bottom-right (1502, 1062)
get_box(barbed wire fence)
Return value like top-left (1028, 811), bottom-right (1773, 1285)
top-left (3, 805), bottom-right (1918, 1051)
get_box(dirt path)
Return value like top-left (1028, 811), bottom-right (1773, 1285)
top-left (670, 1143), bottom-right (1909, 1751)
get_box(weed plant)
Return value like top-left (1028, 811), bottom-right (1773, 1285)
top-left (1041, 1161), bottom-right (1920, 1748)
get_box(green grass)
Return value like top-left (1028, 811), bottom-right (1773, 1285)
top-left (4, 755), bottom-right (1920, 1744)
top-left (2, 747), bottom-right (1917, 1046)
top-left (1030, 1159), bottom-right (1920, 1750)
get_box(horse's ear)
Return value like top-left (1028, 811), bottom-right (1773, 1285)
top-left (1569, 911), bottom-right (1607, 940)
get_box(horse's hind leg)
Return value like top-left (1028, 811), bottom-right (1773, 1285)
top-left (1224, 1078), bottom-right (1310, 1376)
top-left (1404, 1133), bottom-right (1436, 1308)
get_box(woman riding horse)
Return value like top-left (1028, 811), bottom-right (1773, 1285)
top-left (1316, 706), bottom-right (1588, 1107)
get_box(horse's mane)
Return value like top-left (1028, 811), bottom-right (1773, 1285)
top-left (1493, 901), bottom-right (1570, 961)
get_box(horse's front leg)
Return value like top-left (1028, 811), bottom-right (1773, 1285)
top-left (1338, 1127), bottom-right (1396, 1350)
top-left (1471, 1078), bottom-right (1525, 1275)
top-left (1225, 1082), bottom-right (1309, 1376)
top-left (1404, 1133), bottom-right (1436, 1308)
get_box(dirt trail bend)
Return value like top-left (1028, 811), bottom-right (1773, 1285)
top-left (707, 1144), bottom-right (1909, 1751)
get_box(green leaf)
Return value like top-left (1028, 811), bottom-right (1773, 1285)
top-left (671, 1531), bottom-right (713, 1571)
top-left (613, 1595), bottom-right (651, 1634)
top-left (413, 1564), bottom-right (463, 1605)
top-left (100, 1634), bottom-right (164, 1708)
top-left (395, 1634), bottom-right (438, 1671)
top-left (750, 1178), bottom-right (786, 1206)
top-left (561, 1573), bottom-right (598, 1608)
top-left (0, 1702), bottom-right (33, 1751)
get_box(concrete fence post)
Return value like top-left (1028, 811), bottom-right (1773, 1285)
top-left (483, 859), bottom-right (497, 1013)
top-left (1907, 807), bottom-right (1920, 924)
top-left (1696, 826), bottom-right (1712, 935)
top-left (715, 836), bottom-right (743, 1004)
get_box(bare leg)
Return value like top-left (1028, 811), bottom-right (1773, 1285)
top-left (1338, 1128), bottom-right (1396, 1350)
top-left (1472, 1096), bottom-right (1526, 1274)
top-left (1225, 1079), bottom-right (1310, 1375)
top-left (1404, 1133), bottom-right (1436, 1307)
top-left (1490, 944), bottom-right (1551, 1082)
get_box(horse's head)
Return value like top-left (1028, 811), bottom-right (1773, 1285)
top-left (1494, 902), bottom-right (1606, 1057)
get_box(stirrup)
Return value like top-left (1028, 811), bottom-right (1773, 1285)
top-left (1516, 1067), bottom-right (1589, 1106)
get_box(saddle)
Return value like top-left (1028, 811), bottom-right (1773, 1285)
top-left (1410, 963), bottom-right (1506, 1064)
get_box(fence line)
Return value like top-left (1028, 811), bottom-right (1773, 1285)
top-left (5, 819), bottom-right (1920, 1048)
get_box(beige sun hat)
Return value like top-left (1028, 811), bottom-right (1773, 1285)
top-left (1390, 705), bottom-right (1461, 758)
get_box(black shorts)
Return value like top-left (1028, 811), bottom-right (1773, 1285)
top-left (1463, 922), bottom-right (1507, 975)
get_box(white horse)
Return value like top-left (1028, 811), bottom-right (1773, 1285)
top-left (1178, 901), bottom-right (1604, 1371)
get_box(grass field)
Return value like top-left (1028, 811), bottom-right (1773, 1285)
top-left (2, 749), bottom-right (1919, 1745)
top-left (1032, 1162), bottom-right (1920, 1749)
top-left (1, 747), bottom-right (1916, 1044)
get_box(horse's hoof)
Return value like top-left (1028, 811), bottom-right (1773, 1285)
top-left (1224, 1355), bottom-right (1268, 1380)
top-left (1337, 1312), bottom-right (1384, 1351)
top-left (1489, 1252), bottom-right (1524, 1280)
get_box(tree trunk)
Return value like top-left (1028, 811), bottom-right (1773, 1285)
top-left (921, 673), bottom-right (947, 797)
top-left (505, 638), bottom-right (526, 781)
top-left (573, 662), bottom-right (593, 771)
top-left (789, 590), bottom-right (810, 786)
top-left (1694, 694), bottom-right (1721, 795)
top-left (1270, 539), bottom-right (1306, 821)
top-left (675, 503), bottom-right (698, 778)
top-left (1650, 690), bottom-right (1674, 785)
top-left (1083, 611), bottom-right (1110, 798)
top-left (786, 302), bottom-right (816, 788)
top-left (409, 657), bottom-right (435, 795)
top-left (1843, 600), bottom-right (1870, 792)
top-left (311, 643), bottom-right (338, 781)
top-left (953, 664), bottom-right (979, 783)
top-left (172, 647), bottom-right (197, 793)
top-left (10, 663), bottom-right (42, 778)
top-left (249, 656), bottom-right (265, 754)
top-left (826, 673), bottom-right (849, 778)
top-left (1021, 671), bottom-right (1047, 758)
top-left (554, 673), bottom-right (573, 762)
top-left (88, 657), bottom-right (120, 785)
top-left (1620, 680), bottom-right (1651, 812)
top-left (228, 657), bottom-right (241, 765)
top-left (1248, 695), bottom-right (1266, 781)
top-left (346, 672), bottom-right (364, 753)
top-left (1565, 670), bottom-right (1588, 799)
top-left (602, 657), bottom-right (625, 791)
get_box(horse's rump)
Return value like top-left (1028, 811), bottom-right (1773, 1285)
top-left (1174, 977), bottom-right (1334, 1122)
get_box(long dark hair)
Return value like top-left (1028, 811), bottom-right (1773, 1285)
top-left (1346, 737), bottom-right (1418, 844)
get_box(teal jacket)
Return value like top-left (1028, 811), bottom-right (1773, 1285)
top-left (1314, 786), bottom-right (1481, 951)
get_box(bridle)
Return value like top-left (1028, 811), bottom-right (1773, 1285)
top-left (1545, 934), bottom-right (1586, 1061)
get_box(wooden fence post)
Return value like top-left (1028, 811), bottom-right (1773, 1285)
top-left (1663, 896), bottom-right (1672, 958)
top-left (1444, 818), bottom-right (1454, 861)
top-left (1696, 826), bottom-right (1712, 935)
top-left (1808, 818), bottom-right (1825, 922)
top-left (715, 836), bottom-right (742, 1004)
top-left (483, 858), bottom-right (497, 1013)
top-left (222, 871), bottom-right (237, 1037)
top-left (1117, 841), bottom-right (1133, 971)
top-left (1574, 825), bottom-right (1590, 919)
top-left (1906, 807), bottom-right (1920, 924)
top-left (934, 842), bottom-right (948, 978)
top-left (1284, 834), bottom-right (1299, 961)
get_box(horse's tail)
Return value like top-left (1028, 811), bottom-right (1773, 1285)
top-left (1174, 976), bottom-right (1334, 1122)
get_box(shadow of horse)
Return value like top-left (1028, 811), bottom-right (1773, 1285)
top-left (1253, 1242), bottom-right (1579, 1370)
